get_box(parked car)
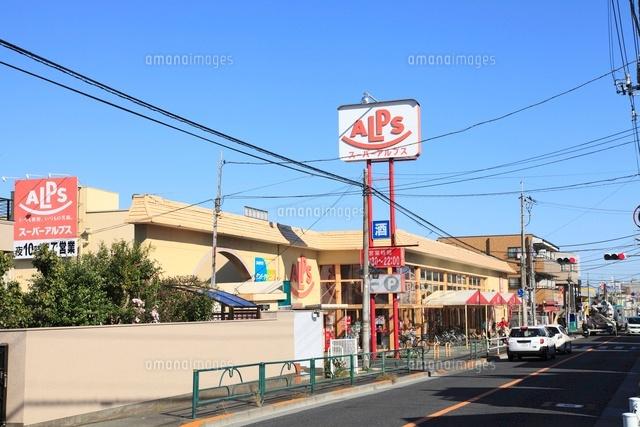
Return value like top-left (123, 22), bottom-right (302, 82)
top-left (545, 324), bottom-right (572, 354)
top-left (507, 326), bottom-right (557, 361)
top-left (627, 317), bottom-right (640, 335)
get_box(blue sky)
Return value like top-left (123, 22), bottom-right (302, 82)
top-left (1, 1), bottom-right (639, 281)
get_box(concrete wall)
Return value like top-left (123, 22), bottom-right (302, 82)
top-left (0, 311), bottom-right (317, 426)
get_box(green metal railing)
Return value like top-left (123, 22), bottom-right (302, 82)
top-left (191, 344), bottom-right (481, 418)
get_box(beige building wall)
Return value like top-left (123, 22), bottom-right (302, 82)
top-left (82, 210), bottom-right (134, 254)
top-left (0, 219), bottom-right (12, 252)
top-left (1, 311), bottom-right (304, 426)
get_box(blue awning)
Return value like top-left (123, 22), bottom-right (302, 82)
top-left (203, 289), bottom-right (257, 309)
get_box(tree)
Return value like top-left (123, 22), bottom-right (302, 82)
top-left (0, 252), bottom-right (31, 328)
top-left (2, 241), bottom-right (213, 328)
top-left (141, 276), bottom-right (214, 323)
top-left (27, 245), bottom-right (113, 327)
top-left (84, 241), bottom-right (160, 323)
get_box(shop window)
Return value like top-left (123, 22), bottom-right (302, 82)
top-left (374, 294), bottom-right (388, 304)
top-left (340, 264), bottom-right (361, 280)
top-left (341, 281), bottom-right (363, 304)
top-left (403, 266), bottom-right (416, 280)
top-left (321, 283), bottom-right (336, 304)
top-left (320, 265), bottom-right (336, 281)
top-left (508, 277), bottom-right (521, 288)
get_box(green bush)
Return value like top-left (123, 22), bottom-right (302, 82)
top-left (0, 242), bottom-right (215, 328)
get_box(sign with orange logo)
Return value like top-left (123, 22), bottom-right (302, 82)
top-left (338, 99), bottom-right (421, 162)
top-left (289, 256), bottom-right (315, 299)
top-left (13, 177), bottom-right (78, 259)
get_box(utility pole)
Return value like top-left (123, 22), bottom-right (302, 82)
top-left (361, 169), bottom-right (371, 367)
top-left (520, 185), bottom-right (528, 325)
top-left (211, 152), bottom-right (224, 288)
top-left (527, 237), bottom-right (536, 325)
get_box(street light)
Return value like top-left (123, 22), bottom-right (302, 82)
top-left (361, 92), bottom-right (378, 104)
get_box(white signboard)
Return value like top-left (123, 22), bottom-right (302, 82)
top-left (338, 99), bottom-right (421, 162)
top-left (367, 274), bottom-right (405, 294)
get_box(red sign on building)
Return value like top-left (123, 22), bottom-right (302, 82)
top-left (367, 247), bottom-right (405, 268)
top-left (13, 177), bottom-right (78, 259)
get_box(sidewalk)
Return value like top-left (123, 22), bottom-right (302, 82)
top-left (82, 351), bottom-right (486, 427)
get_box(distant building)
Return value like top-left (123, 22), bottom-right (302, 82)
top-left (439, 234), bottom-right (580, 325)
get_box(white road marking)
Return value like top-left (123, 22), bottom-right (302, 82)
top-left (555, 403), bottom-right (584, 409)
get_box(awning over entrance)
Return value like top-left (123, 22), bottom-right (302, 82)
top-left (199, 289), bottom-right (260, 320)
top-left (500, 292), bottom-right (522, 306)
top-left (203, 289), bottom-right (257, 308)
top-left (216, 281), bottom-right (287, 302)
top-left (424, 290), bottom-right (490, 307)
top-left (481, 291), bottom-right (508, 305)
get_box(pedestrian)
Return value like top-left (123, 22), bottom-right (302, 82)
top-left (376, 324), bottom-right (383, 347)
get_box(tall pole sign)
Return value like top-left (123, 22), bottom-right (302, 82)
top-left (338, 98), bottom-right (422, 353)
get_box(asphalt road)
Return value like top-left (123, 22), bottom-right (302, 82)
top-left (249, 335), bottom-right (640, 427)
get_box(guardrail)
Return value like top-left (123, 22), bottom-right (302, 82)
top-left (485, 336), bottom-right (508, 357)
top-left (191, 344), bottom-right (485, 418)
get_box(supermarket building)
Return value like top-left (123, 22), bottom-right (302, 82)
top-left (0, 187), bottom-right (516, 341)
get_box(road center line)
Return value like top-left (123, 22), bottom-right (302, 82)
top-left (402, 339), bottom-right (614, 426)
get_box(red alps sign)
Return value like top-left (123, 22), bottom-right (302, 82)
top-left (338, 99), bottom-right (421, 162)
top-left (13, 177), bottom-right (79, 259)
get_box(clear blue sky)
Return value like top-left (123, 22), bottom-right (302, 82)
top-left (1, 1), bottom-right (638, 282)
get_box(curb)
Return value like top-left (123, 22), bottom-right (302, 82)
top-left (183, 358), bottom-right (488, 427)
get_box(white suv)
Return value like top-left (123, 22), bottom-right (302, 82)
top-left (545, 324), bottom-right (572, 354)
top-left (507, 326), bottom-right (557, 361)
top-left (628, 317), bottom-right (640, 335)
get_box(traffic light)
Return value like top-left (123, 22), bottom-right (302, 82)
top-left (556, 257), bottom-right (577, 264)
top-left (603, 253), bottom-right (626, 261)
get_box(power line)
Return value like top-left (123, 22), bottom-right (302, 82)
top-left (224, 172), bottom-right (640, 200)
top-left (391, 134), bottom-right (636, 191)
top-left (4, 38), bottom-right (639, 267)
top-left (0, 40), bottom-right (364, 189)
top-left (557, 233), bottom-right (638, 247)
top-left (535, 199), bottom-right (632, 214)
top-left (0, 60), bottom-right (359, 190)
top-left (3, 27), bottom-right (625, 168)
top-left (394, 173), bottom-right (640, 198)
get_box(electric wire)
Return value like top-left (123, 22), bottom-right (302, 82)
top-left (2, 37), bottom-right (634, 167)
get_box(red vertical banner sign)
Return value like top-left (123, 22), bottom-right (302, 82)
top-left (389, 159), bottom-right (400, 353)
top-left (367, 159), bottom-right (376, 353)
top-left (13, 177), bottom-right (79, 259)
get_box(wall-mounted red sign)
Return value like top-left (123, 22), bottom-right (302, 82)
top-left (13, 177), bottom-right (78, 259)
top-left (290, 255), bottom-right (314, 298)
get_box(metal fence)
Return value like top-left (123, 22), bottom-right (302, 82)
top-left (191, 344), bottom-right (485, 418)
top-left (485, 336), bottom-right (508, 357)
